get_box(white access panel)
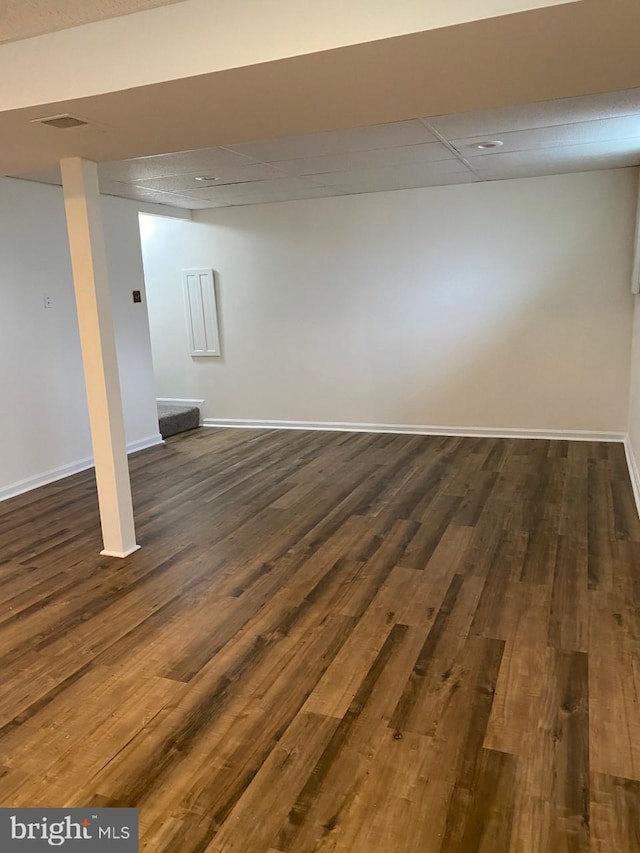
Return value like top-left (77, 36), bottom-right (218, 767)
top-left (182, 268), bottom-right (221, 356)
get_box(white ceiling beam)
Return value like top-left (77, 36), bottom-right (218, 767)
top-left (0, 0), bottom-right (582, 111)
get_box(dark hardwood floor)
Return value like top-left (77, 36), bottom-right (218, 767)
top-left (1, 427), bottom-right (640, 851)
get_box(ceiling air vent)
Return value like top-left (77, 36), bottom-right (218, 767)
top-left (32, 113), bottom-right (89, 129)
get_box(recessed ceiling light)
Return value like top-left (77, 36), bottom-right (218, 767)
top-left (472, 140), bottom-right (504, 150)
top-left (194, 176), bottom-right (220, 182)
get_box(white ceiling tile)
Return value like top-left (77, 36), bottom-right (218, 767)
top-left (313, 161), bottom-right (476, 194)
top-left (98, 147), bottom-right (257, 182)
top-left (99, 181), bottom-right (162, 198)
top-left (128, 164), bottom-right (286, 192)
top-left (339, 172), bottom-right (479, 194)
top-left (166, 197), bottom-right (226, 209)
top-left (274, 142), bottom-right (456, 176)
top-left (315, 158), bottom-right (472, 186)
top-left (220, 186), bottom-right (343, 206)
top-left (100, 182), bottom-right (229, 208)
top-left (427, 87), bottom-right (640, 139)
top-left (10, 166), bottom-right (62, 185)
top-left (452, 117), bottom-right (640, 157)
top-left (141, 195), bottom-right (224, 210)
top-left (473, 145), bottom-right (640, 180)
top-left (178, 177), bottom-right (340, 204)
top-left (475, 161), bottom-right (635, 181)
top-left (225, 121), bottom-right (437, 163)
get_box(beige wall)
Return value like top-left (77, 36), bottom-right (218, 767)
top-left (140, 169), bottom-right (637, 434)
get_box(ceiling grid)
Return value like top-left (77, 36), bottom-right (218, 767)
top-left (10, 87), bottom-right (640, 209)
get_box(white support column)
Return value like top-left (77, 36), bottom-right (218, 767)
top-left (60, 157), bottom-right (140, 558)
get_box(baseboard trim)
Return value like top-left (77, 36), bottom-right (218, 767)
top-left (100, 544), bottom-right (141, 559)
top-left (624, 437), bottom-right (640, 520)
top-left (0, 434), bottom-right (165, 503)
top-left (0, 456), bottom-right (95, 503)
top-left (157, 397), bottom-right (204, 407)
top-left (127, 433), bottom-right (165, 454)
top-left (201, 418), bottom-right (625, 443)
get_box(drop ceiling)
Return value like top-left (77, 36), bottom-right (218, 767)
top-left (0, 0), bottom-right (188, 44)
top-left (12, 88), bottom-right (640, 209)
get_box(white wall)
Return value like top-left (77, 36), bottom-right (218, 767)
top-left (626, 174), bottom-right (640, 493)
top-left (627, 292), bottom-right (640, 500)
top-left (0, 177), bottom-right (164, 498)
top-left (0, 0), bottom-right (581, 110)
top-left (141, 169), bottom-right (637, 434)
top-left (103, 198), bottom-right (163, 447)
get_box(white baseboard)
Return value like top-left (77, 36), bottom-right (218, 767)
top-left (0, 433), bottom-right (165, 503)
top-left (101, 544), bottom-right (141, 558)
top-left (127, 433), bottom-right (164, 454)
top-left (624, 436), bottom-right (640, 520)
top-left (157, 397), bottom-right (204, 407)
top-left (0, 456), bottom-right (95, 503)
top-left (201, 417), bottom-right (625, 444)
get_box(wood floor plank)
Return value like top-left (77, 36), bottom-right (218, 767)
top-left (389, 574), bottom-right (487, 739)
top-left (589, 593), bottom-right (640, 780)
top-left (440, 748), bottom-right (518, 852)
top-left (276, 625), bottom-right (411, 852)
top-left (205, 712), bottom-right (340, 853)
top-left (590, 772), bottom-right (640, 852)
top-left (485, 581), bottom-right (552, 757)
top-left (332, 729), bottom-right (455, 853)
top-left (548, 534), bottom-right (591, 653)
top-left (0, 429), bottom-right (639, 850)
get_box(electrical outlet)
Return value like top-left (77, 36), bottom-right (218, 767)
top-left (132, 290), bottom-right (142, 304)
top-left (44, 295), bottom-right (53, 309)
